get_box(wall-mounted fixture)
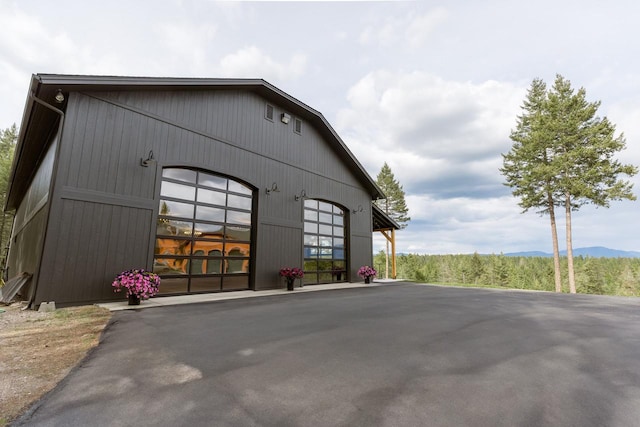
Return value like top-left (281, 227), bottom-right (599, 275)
top-left (294, 189), bottom-right (307, 201)
top-left (140, 150), bottom-right (156, 167)
top-left (265, 182), bottom-right (280, 195)
top-left (281, 113), bottom-right (291, 124)
top-left (352, 204), bottom-right (364, 214)
top-left (54, 89), bottom-right (65, 104)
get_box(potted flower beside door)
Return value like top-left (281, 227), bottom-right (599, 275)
top-left (358, 266), bottom-right (377, 284)
top-left (112, 269), bottom-right (161, 305)
top-left (280, 267), bottom-right (304, 291)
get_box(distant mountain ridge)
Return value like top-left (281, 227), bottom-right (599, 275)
top-left (505, 246), bottom-right (640, 258)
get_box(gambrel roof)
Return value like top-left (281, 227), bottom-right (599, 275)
top-left (7, 74), bottom-right (385, 210)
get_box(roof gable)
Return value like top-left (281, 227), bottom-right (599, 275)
top-left (6, 74), bottom-right (383, 210)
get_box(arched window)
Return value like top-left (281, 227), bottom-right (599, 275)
top-left (303, 199), bottom-right (347, 284)
top-left (154, 168), bottom-right (253, 294)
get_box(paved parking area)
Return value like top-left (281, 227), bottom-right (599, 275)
top-left (14, 283), bottom-right (640, 426)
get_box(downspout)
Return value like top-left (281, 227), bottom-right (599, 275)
top-left (23, 91), bottom-right (65, 309)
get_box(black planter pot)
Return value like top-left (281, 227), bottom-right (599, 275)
top-left (364, 277), bottom-right (371, 284)
top-left (128, 294), bottom-right (141, 305)
top-left (286, 278), bottom-right (295, 291)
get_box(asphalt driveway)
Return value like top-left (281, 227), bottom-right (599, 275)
top-left (13, 283), bottom-right (640, 426)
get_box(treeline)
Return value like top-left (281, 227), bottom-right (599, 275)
top-left (373, 252), bottom-right (640, 296)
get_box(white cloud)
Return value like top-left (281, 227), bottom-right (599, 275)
top-left (358, 7), bottom-right (448, 48)
top-left (0, 5), bottom-right (66, 66)
top-left (341, 71), bottom-right (524, 157)
top-left (358, 17), bottom-right (400, 46)
top-left (405, 7), bottom-right (448, 47)
top-left (604, 102), bottom-right (640, 187)
top-left (373, 195), bottom-right (551, 255)
top-left (156, 22), bottom-right (217, 74)
top-left (217, 46), bottom-right (307, 82)
top-left (337, 70), bottom-right (525, 197)
top-left (0, 5), bottom-right (82, 128)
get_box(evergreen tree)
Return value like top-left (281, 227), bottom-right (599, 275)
top-left (375, 162), bottom-right (410, 278)
top-left (375, 162), bottom-right (410, 226)
top-left (501, 78), bottom-right (564, 292)
top-left (492, 254), bottom-right (510, 286)
top-left (0, 124), bottom-right (18, 274)
top-left (469, 252), bottom-right (484, 284)
top-left (502, 75), bottom-right (637, 293)
top-left (546, 75), bottom-right (637, 293)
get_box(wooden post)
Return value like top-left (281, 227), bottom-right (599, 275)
top-left (379, 228), bottom-right (397, 279)
top-left (391, 228), bottom-right (396, 279)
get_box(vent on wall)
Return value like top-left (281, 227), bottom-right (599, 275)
top-left (294, 118), bottom-right (302, 134)
top-left (265, 104), bottom-right (274, 121)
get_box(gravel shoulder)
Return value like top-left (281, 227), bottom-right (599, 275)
top-left (0, 302), bottom-right (111, 426)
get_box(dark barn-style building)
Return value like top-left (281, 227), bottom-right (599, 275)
top-left (5, 74), bottom-right (398, 308)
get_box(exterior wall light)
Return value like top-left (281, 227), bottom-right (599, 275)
top-left (352, 204), bottom-right (364, 214)
top-left (54, 89), bottom-right (65, 104)
top-left (294, 189), bottom-right (306, 201)
top-left (281, 113), bottom-right (291, 124)
top-left (140, 150), bottom-right (156, 167)
top-left (265, 182), bottom-right (280, 195)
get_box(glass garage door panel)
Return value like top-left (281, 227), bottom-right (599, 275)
top-left (303, 199), bottom-right (347, 285)
top-left (154, 168), bottom-right (252, 294)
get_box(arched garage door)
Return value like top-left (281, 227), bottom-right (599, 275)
top-left (302, 199), bottom-right (347, 284)
top-left (153, 168), bottom-right (253, 294)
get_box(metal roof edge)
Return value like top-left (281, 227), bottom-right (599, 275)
top-left (372, 203), bottom-right (401, 230)
top-left (27, 73), bottom-right (384, 200)
top-left (35, 73), bottom-right (267, 87)
top-left (5, 75), bottom-right (41, 211)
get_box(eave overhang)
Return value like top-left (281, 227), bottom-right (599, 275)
top-left (372, 203), bottom-right (401, 231)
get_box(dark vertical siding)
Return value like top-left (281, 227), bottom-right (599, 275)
top-left (6, 209), bottom-right (47, 296)
top-left (33, 88), bottom-right (374, 304)
top-left (255, 224), bottom-right (303, 289)
top-left (94, 90), bottom-right (364, 189)
top-left (6, 135), bottom-right (57, 299)
top-left (37, 200), bottom-right (152, 305)
top-left (12, 136), bottom-right (56, 234)
top-left (350, 234), bottom-right (375, 280)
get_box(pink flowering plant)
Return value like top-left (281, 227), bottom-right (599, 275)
top-left (358, 266), bottom-right (377, 279)
top-left (279, 267), bottom-right (304, 279)
top-left (112, 269), bottom-right (161, 299)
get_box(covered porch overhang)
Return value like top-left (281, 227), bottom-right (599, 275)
top-left (372, 204), bottom-right (401, 279)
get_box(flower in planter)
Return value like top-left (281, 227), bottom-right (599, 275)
top-left (112, 269), bottom-right (161, 299)
top-left (280, 267), bottom-right (304, 291)
top-left (279, 267), bottom-right (304, 279)
top-left (357, 266), bottom-right (377, 280)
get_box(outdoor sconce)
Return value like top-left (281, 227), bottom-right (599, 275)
top-left (54, 89), bottom-right (65, 104)
top-left (265, 182), bottom-right (280, 195)
top-left (140, 150), bottom-right (156, 167)
top-left (352, 204), bottom-right (364, 214)
top-left (281, 113), bottom-right (291, 124)
top-left (294, 189), bottom-right (307, 201)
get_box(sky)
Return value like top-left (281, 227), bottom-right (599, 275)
top-left (1, 0), bottom-right (639, 255)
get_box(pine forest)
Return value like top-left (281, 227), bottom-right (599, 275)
top-left (374, 252), bottom-right (640, 296)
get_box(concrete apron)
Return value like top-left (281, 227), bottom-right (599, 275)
top-left (97, 280), bottom-right (401, 311)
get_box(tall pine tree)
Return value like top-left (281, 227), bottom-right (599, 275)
top-left (501, 78), bottom-right (563, 292)
top-left (502, 75), bottom-right (637, 293)
top-left (547, 75), bottom-right (637, 293)
top-left (375, 162), bottom-right (410, 278)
